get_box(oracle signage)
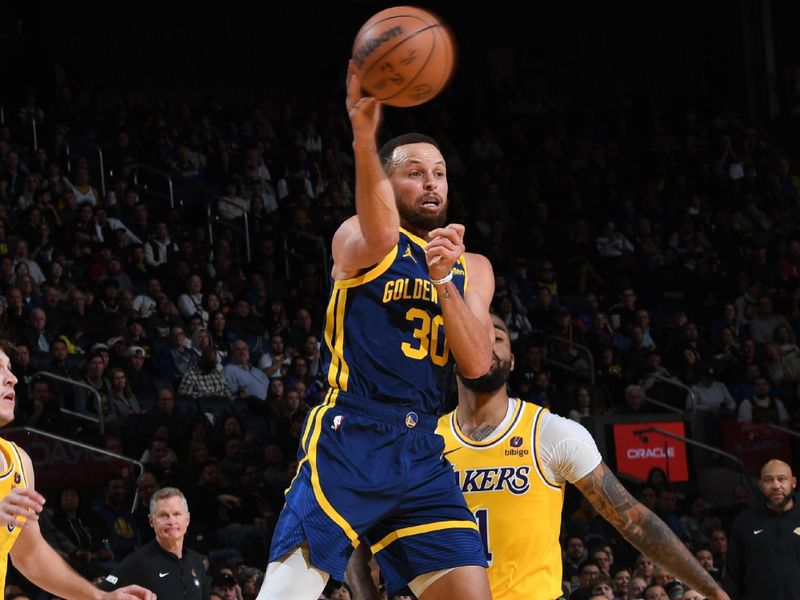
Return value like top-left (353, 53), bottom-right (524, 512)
top-left (613, 421), bottom-right (689, 482)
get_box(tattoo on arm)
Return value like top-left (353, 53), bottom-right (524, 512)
top-left (576, 463), bottom-right (722, 598)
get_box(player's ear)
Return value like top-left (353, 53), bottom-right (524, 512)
top-left (510, 353), bottom-right (515, 372)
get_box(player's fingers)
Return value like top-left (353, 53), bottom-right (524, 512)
top-left (17, 488), bottom-right (46, 506)
top-left (446, 223), bottom-right (465, 240)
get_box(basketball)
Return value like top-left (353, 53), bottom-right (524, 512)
top-left (352, 5), bottom-right (455, 107)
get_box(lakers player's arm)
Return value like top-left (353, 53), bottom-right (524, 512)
top-left (332, 63), bottom-right (400, 279)
top-left (429, 246), bottom-right (494, 378)
top-left (9, 450), bottom-right (156, 600)
top-left (575, 463), bottom-right (730, 600)
top-left (345, 541), bottom-right (381, 600)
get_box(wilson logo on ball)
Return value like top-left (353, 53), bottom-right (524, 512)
top-left (352, 5), bottom-right (456, 108)
top-left (353, 27), bottom-right (404, 69)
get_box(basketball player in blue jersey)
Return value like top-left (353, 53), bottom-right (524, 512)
top-left (0, 343), bottom-right (155, 600)
top-left (256, 63), bottom-right (495, 600)
top-left (348, 315), bottom-right (730, 600)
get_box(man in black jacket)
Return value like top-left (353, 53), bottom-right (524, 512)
top-left (100, 487), bottom-right (209, 600)
top-left (726, 459), bottom-right (800, 599)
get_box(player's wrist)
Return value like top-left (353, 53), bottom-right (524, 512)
top-left (431, 271), bottom-right (453, 286)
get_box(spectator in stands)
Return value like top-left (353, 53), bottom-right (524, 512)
top-left (93, 472), bottom-right (142, 560)
top-left (616, 384), bottom-right (646, 415)
top-left (226, 298), bottom-right (265, 347)
top-left (51, 485), bottom-right (117, 579)
top-left (688, 363), bottom-right (735, 413)
top-left (257, 334), bottom-right (292, 380)
top-left (223, 340), bottom-right (269, 401)
top-left (178, 273), bottom-right (206, 322)
top-left (12, 239), bottom-right (45, 285)
top-left (144, 221), bottom-right (176, 274)
top-left (737, 375), bottom-right (791, 426)
top-left (749, 295), bottom-right (793, 345)
top-left (108, 367), bottom-right (144, 425)
top-left (74, 350), bottom-right (112, 419)
top-left (155, 325), bottom-right (196, 387)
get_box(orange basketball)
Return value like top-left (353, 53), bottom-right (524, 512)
top-left (352, 5), bottom-right (456, 107)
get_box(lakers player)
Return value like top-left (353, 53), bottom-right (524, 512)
top-left (0, 343), bottom-right (155, 600)
top-left (349, 316), bottom-right (731, 600)
top-left (258, 62), bottom-right (494, 600)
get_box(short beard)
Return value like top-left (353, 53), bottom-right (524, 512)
top-left (766, 492), bottom-right (793, 511)
top-left (397, 201), bottom-right (447, 233)
top-left (458, 353), bottom-right (511, 394)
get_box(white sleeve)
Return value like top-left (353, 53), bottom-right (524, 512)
top-left (537, 410), bottom-right (602, 484)
top-left (737, 399), bottom-right (752, 422)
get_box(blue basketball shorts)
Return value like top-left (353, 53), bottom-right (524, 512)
top-left (268, 390), bottom-right (486, 594)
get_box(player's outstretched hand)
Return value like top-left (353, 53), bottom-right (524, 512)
top-left (0, 487), bottom-right (45, 527)
top-left (346, 60), bottom-right (381, 145)
top-left (104, 584), bottom-right (157, 600)
top-left (426, 224), bottom-right (465, 280)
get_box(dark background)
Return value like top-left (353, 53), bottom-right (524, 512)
top-left (3, 1), bottom-right (800, 142)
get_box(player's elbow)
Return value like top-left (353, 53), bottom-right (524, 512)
top-left (364, 228), bottom-right (399, 254)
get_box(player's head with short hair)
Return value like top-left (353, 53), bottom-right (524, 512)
top-left (379, 133), bottom-right (440, 172)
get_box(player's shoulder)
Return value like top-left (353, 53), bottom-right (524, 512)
top-left (436, 411), bottom-right (453, 434)
top-left (463, 251), bottom-right (492, 272)
top-left (538, 408), bottom-right (595, 438)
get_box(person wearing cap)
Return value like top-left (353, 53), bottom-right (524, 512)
top-left (100, 487), bottom-right (208, 599)
top-left (212, 571), bottom-right (240, 600)
top-left (687, 363), bottom-right (735, 413)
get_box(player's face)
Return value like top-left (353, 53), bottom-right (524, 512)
top-left (0, 350), bottom-right (18, 427)
top-left (149, 495), bottom-right (190, 543)
top-left (389, 143), bottom-right (448, 233)
top-left (759, 461), bottom-right (796, 510)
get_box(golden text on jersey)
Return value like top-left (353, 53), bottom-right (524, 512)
top-left (321, 228), bottom-right (467, 415)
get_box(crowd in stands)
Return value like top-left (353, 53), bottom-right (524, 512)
top-left (1, 45), bottom-right (800, 599)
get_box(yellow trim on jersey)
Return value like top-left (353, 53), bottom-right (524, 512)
top-left (461, 253), bottom-right (469, 293)
top-left (284, 390), bottom-right (334, 495)
top-left (306, 390), bottom-right (359, 548)
top-left (370, 519), bottom-right (479, 555)
top-left (532, 407), bottom-right (563, 490)
top-left (0, 443), bottom-right (16, 481)
top-left (399, 227), bottom-right (467, 283)
top-left (324, 289), bottom-right (350, 390)
top-left (9, 443), bottom-right (27, 488)
top-left (451, 398), bottom-right (525, 448)
top-left (333, 246), bottom-right (399, 289)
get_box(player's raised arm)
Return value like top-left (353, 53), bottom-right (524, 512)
top-left (332, 61), bottom-right (400, 278)
top-left (575, 462), bottom-right (730, 600)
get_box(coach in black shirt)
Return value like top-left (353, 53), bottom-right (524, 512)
top-left (101, 487), bottom-right (209, 600)
top-left (726, 459), bottom-right (800, 599)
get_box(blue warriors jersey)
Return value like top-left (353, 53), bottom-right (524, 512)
top-left (321, 228), bottom-right (468, 416)
top-left (0, 438), bottom-right (29, 595)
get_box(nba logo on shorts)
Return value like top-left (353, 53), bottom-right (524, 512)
top-left (510, 436), bottom-right (523, 448)
top-left (332, 415), bottom-right (345, 431)
top-left (405, 412), bottom-right (419, 428)
top-left (13, 473), bottom-right (20, 484)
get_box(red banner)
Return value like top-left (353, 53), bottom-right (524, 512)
top-left (720, 421), bottom-right (792, 477)
top-left (613, 421), bottom-right (689, 482)
top-left (2, 428), bottom-right (139, 491)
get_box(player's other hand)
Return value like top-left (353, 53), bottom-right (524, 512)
top-left (426, 224), bottom-right (465, 280)
top-left (104, 584), bottom-right (157, 600)
top-left (0, 487), bottom-right (45, 527)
